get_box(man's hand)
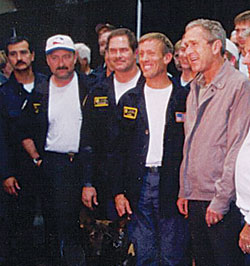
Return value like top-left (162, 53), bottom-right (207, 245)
top-left (3, 177), bottom-right (20, 196)
top-left (239, 223), bottom-right (250, 254)
top-left (115, 194), bottom-right (132, 217)
top-left (205, 207), bottom-right (223, 227)
top-left (82, 186), bottom-right (98, 210)
top-left (177, 197), bottom-right (188, 218)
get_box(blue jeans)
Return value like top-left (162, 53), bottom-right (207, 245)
top-left (128, 171), bottom-right (190, 266)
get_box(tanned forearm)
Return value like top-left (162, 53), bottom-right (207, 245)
top-left (22, 138), bottom-right (40, 159)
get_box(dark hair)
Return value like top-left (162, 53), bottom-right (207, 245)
top-left (5, 36), bottom-right (34, 55)
top-left (107, 28), bottom-right (138, 52)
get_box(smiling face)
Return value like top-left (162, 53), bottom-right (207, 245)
top-left (182, 26), bottom-right (215, 74)
top-left (243, 36), bottom-right (250, 77)
top-left (107, 35), bottom-right (136, 73)
top-left (46, 49), bottom-right (76, 81)
top-left (138, 39), bottom-right (171, 80)
top-left (7, 40), bottom-right (34, 72)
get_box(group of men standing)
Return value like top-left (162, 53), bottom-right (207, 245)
top-left (1, 10), bottom-right (250, 266)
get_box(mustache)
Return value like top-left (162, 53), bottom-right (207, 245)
top-left (16, 60), bottom-right (26, 66)
top-left (56, 66), bottom-right (68, 70)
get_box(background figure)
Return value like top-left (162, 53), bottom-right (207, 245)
top-left (88, 23), bottom-right (116, 87)
top-left (234, 10), bottom-right (250, 77)
top-left (242, 28), bottom-right (250, 77)
top-left (173, 40), bottom-right (182, 72)
top-left (0, 50), bottom-right (13, 85)
top-left (224, 38), bottom-right (239, 68)
top-left (174, 39), bottom-right (197, 89)
top-left (230, 30), bottom-right (238, 47)
top-left (75, 43), bottom-right (93, 75)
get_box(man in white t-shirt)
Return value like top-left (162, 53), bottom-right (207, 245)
top-left (235, 28), bottom-right (250, 258)
top-left (114, 32), bottom-right (190, 265)
top-left (21, 34), bottom-right (87, 266)
top-left (82, 28), bottom-right (142, 220)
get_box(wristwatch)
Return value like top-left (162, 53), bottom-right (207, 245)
top-left (33, 157), bottom-right (42, 165)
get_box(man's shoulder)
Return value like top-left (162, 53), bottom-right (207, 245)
top-left (34, 72), bottom-right (48, 82)
top-left (215, 61), bottom-right (248, 89)
top-left (0, 75), bottom-right (18, 95)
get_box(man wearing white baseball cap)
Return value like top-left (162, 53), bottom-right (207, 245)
top-left (20, 34), bottom-right (88, 265)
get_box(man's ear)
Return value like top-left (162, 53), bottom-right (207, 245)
top-left (31, 51), bottom-right (35, 62)
top-left (212, 39), bottom-right (223, 55)
top-left (73, 52), bottom-right (77, 65)
top-left (163, 52), bottom-right (173, 65)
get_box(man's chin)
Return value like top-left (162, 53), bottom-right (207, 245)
top-left (54, 72), bottom-right (74, 80)
top-left (14, 66), bottom-right (29, 72)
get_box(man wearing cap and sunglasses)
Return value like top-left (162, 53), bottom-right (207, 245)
top-left (20, 34), bottom-right (88, 266)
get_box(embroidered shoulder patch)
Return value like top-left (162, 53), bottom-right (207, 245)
top-left (175, 112), bottom-right (186, 123)
top-left (33, 103), bottom-right (41, 114)
top-left (123, 106), bottom-right (138, 120)
top-left (94, 96), bottom-right (109, 107)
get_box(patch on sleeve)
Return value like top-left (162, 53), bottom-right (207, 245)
top-left (175, 112), bottom-right (186, 123)
top-left (94, 96), bottom-right (109, 107)
top-left (123, 106), bottom-right (138, 120)
top-left (33, 103), bottom-right (41, 114)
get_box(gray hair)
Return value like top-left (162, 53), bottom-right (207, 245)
top-left (186, 19), bottom-right (226, 55)
top-left (75, 43), bottom-right (91, 64)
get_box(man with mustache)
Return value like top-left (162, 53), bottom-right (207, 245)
top-left (0, 36), bottom-right (47, 266)
top-left (20, 34), bottom-right (87, 266)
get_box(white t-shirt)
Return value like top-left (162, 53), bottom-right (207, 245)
top-left (45, 72), bottom-right (82, 153)
top-left (239, 54), bottom-right (249, 78)
top-left (114, 70), bottom-right (141, 104)
top-left (23, 82), bottom-right (34, 93)
top-left (180, 77), bottom-right (189, 87)
top-left (145, 83), bottom-right (173, 167)
top-left (236, 128), bottom-right (250, 224)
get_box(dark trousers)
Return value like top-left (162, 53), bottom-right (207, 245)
top-left (0, 161), bottom-right (39, 266)
top-left (41, 151), bottom-right (85, 266)
top-left (188, 200), bottom-right (244, 266)
top-left (128, 171), bottom-right (190, 266)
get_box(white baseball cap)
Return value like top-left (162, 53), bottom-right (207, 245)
top-left (45, 34), bottom-right (75, 54)
top-left (226, 38), bottom-right (239, 61)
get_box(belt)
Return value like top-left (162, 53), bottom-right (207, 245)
top-left (67, 152), bottom-right (75, 162)
top-left (45, 151), bottom-right (77, 162)
top-left (145, 166), bottom-right (160, 173)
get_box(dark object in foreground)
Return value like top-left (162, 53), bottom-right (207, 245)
top-left (80, 208), bottom-right (135, 266)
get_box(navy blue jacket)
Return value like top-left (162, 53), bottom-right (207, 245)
top-left (0, 72), bottom-right (47, 179)
top-left (114, 79), bottom-right (189, 217)
top-left (0, 113), bottom-right (12, 179)
top-left (81, 73), bottom-right (145, 189)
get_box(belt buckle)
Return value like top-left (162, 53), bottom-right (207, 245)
top-left (148, 166), bottom-right (159, 173)
top-left (68, 152), bottom-right (75, 162)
